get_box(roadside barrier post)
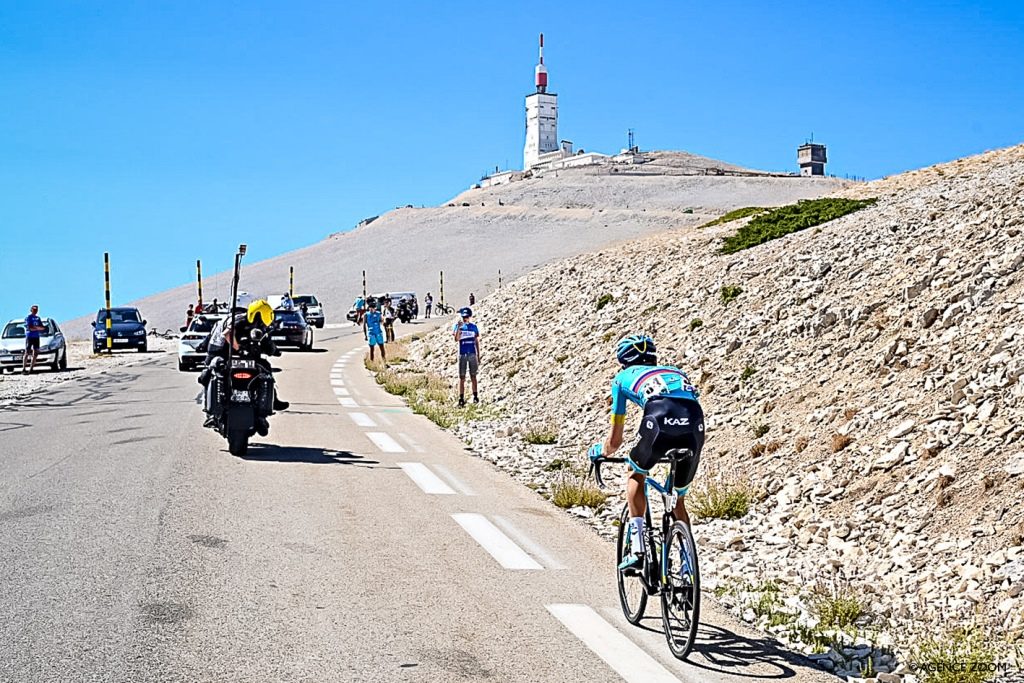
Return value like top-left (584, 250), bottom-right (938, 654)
top-left (289, 266), bottom-right (294, 298)
top-left (498, 269), bottom-right (502, 289)
top-left (362, 270), bottom-right (367, 298)
top-left (103, 252), bottom-right (112, 353)
top-left (440, 271), bottom-right (445, 308)
top-left (196, 259), bottom-right (203, 310)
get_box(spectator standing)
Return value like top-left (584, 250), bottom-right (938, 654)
top-left (382, 301), bottom-right (397, 343)
top-left (453, 306), bottom-right (481, 407)
top-left (185, 304), bottom-right (195, 329)
top-left (363, 300), bottom-right (387, 367)
top-left (424, 292), bottom-right (433, 319)
top-left (281, 292), bottom-right (293, 310)
top-left (22, 305), bottom-right (45, 374)
top-left (469, 292), bottom-right (476, 306)
top-left (208, 298), bottom-right (219, 313)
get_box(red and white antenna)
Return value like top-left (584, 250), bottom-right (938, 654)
top-left (535, 33), bottom-right (548, 93)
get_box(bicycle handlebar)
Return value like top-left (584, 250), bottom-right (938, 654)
top-left (588, 455), bottom-right (625, 489)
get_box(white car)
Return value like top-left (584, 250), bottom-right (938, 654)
top-left (292, 295), bottom-right (325, 328)
top-left (0, 318), bottom-right (67, 372)
top-left (177, 314), bottom-right (223, 371)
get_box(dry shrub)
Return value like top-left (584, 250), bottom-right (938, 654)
top-left (765, 440), bottom-right (783, 454)
top-left (794, 436), bottom-right (809, 453)
top-left (831, 434), bottom-right (854, 453)
top-left (750, 443), bottom-right (767, 458)
top-left (936, 487), bottom-right (953, 508)
top-left (843, 407), bottom-right (859, 421)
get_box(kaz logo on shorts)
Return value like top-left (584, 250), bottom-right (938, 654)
top-left (664, 417), bottom-right (690, 426)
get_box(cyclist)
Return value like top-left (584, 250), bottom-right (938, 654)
top-left (588, 334), bottom-right (704, 570)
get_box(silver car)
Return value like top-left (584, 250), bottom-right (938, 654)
top-left (177, 314), bottom-right (223, 371)
top-left (0, 318), bottom-right (67, 372)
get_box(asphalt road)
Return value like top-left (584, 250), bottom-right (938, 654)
top-left (0, 322), bottom-right (836, 682)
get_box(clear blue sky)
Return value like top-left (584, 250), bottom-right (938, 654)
top-left (2, 1), bottom-right (1022, 322)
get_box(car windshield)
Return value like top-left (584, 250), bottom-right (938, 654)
top-left (97, 309), bottom-right (142, 324)
top-left (188, 317), bottom-right (220, 333)
top-left (293, 296), bottom-right (317, 305)
top-left (2, 320), bottom-right (56, 339)
top-left (275, 312), bottom-right (304, 324)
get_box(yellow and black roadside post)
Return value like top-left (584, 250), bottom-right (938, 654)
top-left (439, 270), bottom-right (445, 308)
top-left (498, 269), bottom-right (502, 289)
top-left (196, 259), bottom-right (203, 310)
top-left (362, 270), bottom-right (367, 298)
top-left (103, 252), bottom-right (113, 353)
top-left (289, 266), bottom-right (294, 298)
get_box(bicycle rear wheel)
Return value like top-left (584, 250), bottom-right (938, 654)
top-left (616, 504), bottom-right (647, 624)
top-left (660, 521), bottom-right (700, 660)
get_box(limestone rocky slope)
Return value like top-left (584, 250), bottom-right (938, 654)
top-left (409, 145), bottom-right (1024, 649)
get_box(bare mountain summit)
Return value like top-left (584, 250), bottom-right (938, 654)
top-left (65, 155), bottom-right (846, 337)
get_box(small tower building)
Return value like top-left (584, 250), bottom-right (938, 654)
top-left (523, 34), bottom-right (558, 170)
top-left (797, 142), bottom-right (827, 176)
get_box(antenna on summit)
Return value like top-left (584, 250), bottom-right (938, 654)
top-left (535, 33), bottom-right (548, 93)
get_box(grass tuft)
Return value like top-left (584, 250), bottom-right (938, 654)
top-left (720, 285), bottom-right (743, 305)
top-left (551, 476), bottom-right (607, 509)
top-left (523, 424), bottom-right (558, 445)
top-left (831, 433), bottom-right (854, 452)
top-left (912, 626), bottom-right (998, 683)
top-left (751, 422), bottom-right (770, 438)
top-left (740, 365), bottom-right (757, 382)
top-left (689, 318), bottom-right (704, 331)
top-left (720, 197), bottom-right (877, 254)
top-left (690, 478), bottom-right (752, 520)
top-left (596, 293), bottom-right (615, 311)
top-left (810, 585), bottom-right (865, 628)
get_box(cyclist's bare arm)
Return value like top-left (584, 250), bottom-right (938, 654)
top-left (602, 420), bottom-right (626, 456)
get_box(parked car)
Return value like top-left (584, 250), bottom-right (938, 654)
top-left (292, 295), bottom-right (325, 328)
top-left (270, 310), bottom-right (314, 350)
top-left (177, 314), bottom-right (223, 371)
top-left (0, 318), bottom-right (67, 372)
top-left (92, 307), bottom-right (148, 353)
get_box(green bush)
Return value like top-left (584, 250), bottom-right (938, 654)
top-left (720, 285), bottom-right (743, 305)
top-left (741, 365), bottom-right (757, 382)
top-left (810, 588), bottom-right (864, 628)
top-left (689, 318), bottom-right (704, 331)
top-left (913, 626), bottom-right (998, 683)
top-left (523, 424), bottom-right (558, 445)
top-left (720, 197), bottom-right (877, 254)
top-left (596, 293), bottom-right (614, 310)
top-left (551, 476), bottom-right (607, 509)
top-left (751, 422), bottom-right (770, 438)
top-left (699, 206), bottom-right (770, 228)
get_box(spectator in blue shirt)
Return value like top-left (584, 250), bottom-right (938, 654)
top-left (453, 307), bottom-right (481, 407)
top-left (23, 305), bottom-right (45, 374)
top-left (363, 300), bottom-right (387, 367)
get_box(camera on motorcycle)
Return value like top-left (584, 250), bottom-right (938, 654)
top-left (250, 328), bottom-right (264, 341)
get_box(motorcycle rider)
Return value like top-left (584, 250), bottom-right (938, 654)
top-left (200, 298), bottom-right (289, 433)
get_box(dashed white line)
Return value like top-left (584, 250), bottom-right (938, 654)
top-left (546, 604), bottom-right (681, 683)
top-left (451, 513), bottom-right (543, 570)
top-left (333, 387), bottom-right (351, 396)
top-left (431, 463), bottom-right (476, 496)
top-left (366, 432), bottom-right (405, 453)
top-left (492, 515), bottom-right (565, 569)
top-left (337, 397), bottom-right (358, 408)
top-left (330, 377), bottom-right (344, 384)
top-left (398, 462), bottom-right (456, 495)
top-left (348, 412), bottom-right (377, 427)
top-left (374, 412), bottom-right (394, 426)
top-left (397, 432), bottom-right (425, 453)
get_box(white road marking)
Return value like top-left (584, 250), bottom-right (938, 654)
top-left (323, 323), bottom-right (347, 329)
top-left (431, 463), bottom-right (476, 496)
top-left (546, 604), bottom-right (681, 683)
top-left (374, 412), bottom-right (394, 426)
top-left (330, 377), bottom-right (344, 385)
top-left (398, 462), bottom-right (456, 495)
top-left (451, 513), bottom-right (543, 570)
top-left (397, 432), bottom-right (425, 453)
top-left (333, 387), bottom-right (351, 396)
top-left (492, 515), bottom-right (565, 569)
top-left (366, 432), bottom-right (405, 453)
top-left (348, 412), bottom-right (377, 427)
top-left (337, 397), bottom-right (358, 408)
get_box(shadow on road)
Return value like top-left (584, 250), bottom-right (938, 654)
top-left (631, 615), bottom-right (801, 680)
top-left (239, 443), bottom-right (383, 466)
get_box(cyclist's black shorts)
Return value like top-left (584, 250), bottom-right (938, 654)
top-left (627, 397), bottom-right (704, 493)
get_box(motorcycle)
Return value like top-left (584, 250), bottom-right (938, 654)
top-left (202, 328), bottom-right (279, 456)
top-left (396, 298), bottom-right (414, 324)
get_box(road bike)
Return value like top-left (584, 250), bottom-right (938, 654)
top-left (433, 302), bottom-right (455, 316)
top-left (590, 450), bottom-right (701, 660)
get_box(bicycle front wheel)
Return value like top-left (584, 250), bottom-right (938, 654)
top-left (660, 521), bottom-right (701, 660)
top-left (616, 504), bottom-right (647, 624)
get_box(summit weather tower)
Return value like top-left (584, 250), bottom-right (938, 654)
top-left (523, 33), bottom-right (558, 170)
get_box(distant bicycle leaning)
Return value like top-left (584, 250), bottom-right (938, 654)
top-left (587, 334), bottom-right (705, 659)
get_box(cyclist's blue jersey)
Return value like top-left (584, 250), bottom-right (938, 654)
top-left (610, 364), bottom-right (699, 425)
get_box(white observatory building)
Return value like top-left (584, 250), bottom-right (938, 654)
top-left (523, 34), bottom-right (559, 170)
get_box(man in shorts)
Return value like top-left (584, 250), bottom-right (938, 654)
top-left (453, 307), bottom-right (480, 407)
top-left (22, 305), bottom-right (45, 374)
top-left (588, 334), bottom-right (703, 569)
top-left (363, 300), bottom-right (387, 367)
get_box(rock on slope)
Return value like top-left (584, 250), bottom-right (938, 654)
top-left (64, 159), bottom-right (845, 337)
top-left (410, 144), bottom-right (1024, 650)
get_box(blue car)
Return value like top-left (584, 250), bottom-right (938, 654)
top-left (92, 307), bottom-right (148, 353)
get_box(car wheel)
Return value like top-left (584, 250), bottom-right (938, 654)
top-left (59, 350), bottom-right (68, 370)
top-left (138, 344), bottom-right (147, 353)
top-left (178, 358), bottom-right (187, 371)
